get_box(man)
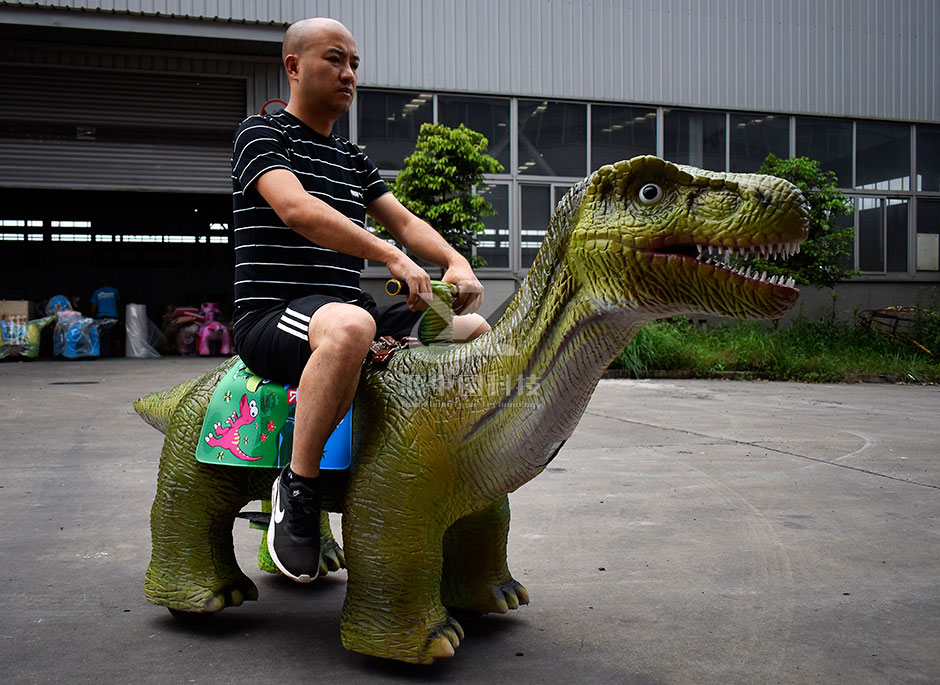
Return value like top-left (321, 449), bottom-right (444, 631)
top-left (231, 17), bottom-right (487, 582)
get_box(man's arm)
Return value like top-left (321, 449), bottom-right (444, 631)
top-left (367, 193), bottom-right (484, 314)
top-left (255, 168), bottom-right (432, 310)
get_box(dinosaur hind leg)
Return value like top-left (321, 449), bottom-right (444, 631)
top-left (146, 415), bottom-right (274, 614)
top-left (441, 495), bottom-right (529, 615)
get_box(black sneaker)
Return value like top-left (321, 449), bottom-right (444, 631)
top-left (267, 466), bottom-right (322, 583)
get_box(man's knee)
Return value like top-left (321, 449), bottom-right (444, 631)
top-left (308, 303), bottom-right (376, 356)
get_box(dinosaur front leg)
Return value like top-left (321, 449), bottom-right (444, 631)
top-left (146, 415), bottom-right (273, 613)
top-left (340, 496), bottom-right (462, 664)
top-left (441, 495), bottom-right (529, 614)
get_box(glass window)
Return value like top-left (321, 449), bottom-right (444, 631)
top-left (857, 197), bottom-right (910, 273)
top-left (517, 100), bottom-right (586, 177)
top-left (476, 183), bottom-right (510, 269)
top-left (857, 197), bottom-right (883, 272)
top-left (663, 109), bottom-right (726, 171)
top-left (438, 95), bottom-right (511, 170)
top-left (856, 122), bottom-right (910, 191)
top-left (520, 184), bottom-right (551, 267)
top-left (917, 124), bottom-right (940, 192)
top-left (729, 114), bottom-right (789, 172)
top-left (917, 199), bottom-right (940, 271)
top-left (357, 90), bottom-right (433, 170)
top-left (590, 105), bottom-right (656, 169)
top-left (796, 117), bottom-right (853, 188)
top-left (886, 199), bottom-right (909, 273)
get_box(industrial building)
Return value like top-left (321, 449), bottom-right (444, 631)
top-left (1, 0), bottom-right (938, 322)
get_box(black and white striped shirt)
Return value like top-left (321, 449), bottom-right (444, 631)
top-left (231, 110), bottom-right (389, 327)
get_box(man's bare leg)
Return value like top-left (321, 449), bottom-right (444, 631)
top-left (290, 303), bottom-right (376, 477)
top-left (268, 303), bottom-right (376, 582)
top-left (453, 313), bottom-right (490, 343)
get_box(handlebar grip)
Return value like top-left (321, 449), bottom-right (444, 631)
top-left (385, 279), bottom-right (460, 301)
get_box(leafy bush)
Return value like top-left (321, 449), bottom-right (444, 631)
top-left (378, 123), bottom-right (503, 267)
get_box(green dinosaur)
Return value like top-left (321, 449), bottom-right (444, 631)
top-left (135, 155), bottom-right (808, 664)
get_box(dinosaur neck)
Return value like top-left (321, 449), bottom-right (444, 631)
top-left (458, 224), bottom-right (651, 498)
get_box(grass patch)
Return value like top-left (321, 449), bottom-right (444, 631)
top-left (612, 314), bottom-right (940, 383)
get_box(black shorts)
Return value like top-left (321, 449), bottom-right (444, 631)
top-left (232, 292), bottom-right (421, 385)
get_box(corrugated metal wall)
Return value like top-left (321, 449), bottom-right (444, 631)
top-left (4, 0), bottom-right (938, 123)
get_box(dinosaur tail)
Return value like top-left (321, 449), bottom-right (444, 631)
top-left (134, 376), bottom-right (201, 435)
top-left (134, 356), bottom-right (241, 435)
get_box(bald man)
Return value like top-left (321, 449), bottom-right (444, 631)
top-left (231, 18), bottom-right (487, 582)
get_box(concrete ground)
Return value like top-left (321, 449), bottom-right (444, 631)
top-left (0, 356), bottom-right (937, 684)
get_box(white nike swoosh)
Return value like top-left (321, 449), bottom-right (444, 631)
top-left (274, 501), bottom-right (285, 524)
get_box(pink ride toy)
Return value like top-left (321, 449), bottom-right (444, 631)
top-left (196, 302), bottom-right (232, 356)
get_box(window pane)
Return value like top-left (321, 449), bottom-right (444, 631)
top-left (886, 199), bottom-right (908, 272)
top-left (357, 90), bottom-right (433, 170)
top-left (917, 199), bottom-right (940, 271)
top-left (476, 183), bottom-right (509, 269)
top-left (857, 198), bottom-right (883, 272)
top-left (833, 208), bottom-right (856, 272)
top-left (663, 109), bottom-right (726, 171)
top-left (917, 124), bottom-right (940, 192)
top-left (590, 105), bottom-right (656, 169)
top-left (553, 185), bottom-right (574, 207)
top-left (729, 114), bottom-right (789, 172)
top-left (796, 117), bottom-right (853, 187)
top-left (438, 95), bottom-right (511, 170)
top-left (518, 100), bottom-right (586, 177)
top-left (520, 184), bottom-right (551, 267)
top-left (857, 122), bottom-right (910, 191)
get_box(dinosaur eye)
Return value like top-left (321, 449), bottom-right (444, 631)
top-left (638, 183), bottom-right (664, 205)
top-left (248, 400), bottom-right (259, 417)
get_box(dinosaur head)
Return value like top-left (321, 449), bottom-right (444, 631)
top-left (564, 155), bottom-right (809, 320)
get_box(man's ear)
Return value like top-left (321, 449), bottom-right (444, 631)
top-left (284, 54), bottom-right (300, 80)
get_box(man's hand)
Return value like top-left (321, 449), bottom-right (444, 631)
top-left (442, 261), bottom-right (484, 314)
top-left (385, 252), bottom-right (432, 311)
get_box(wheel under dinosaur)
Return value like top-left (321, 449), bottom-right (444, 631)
top-left (136, 155), bottom-right (809, 664)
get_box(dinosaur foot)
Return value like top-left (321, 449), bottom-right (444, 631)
top-left (340, 611), bottom-right (465, 664)
top-left (424, 615), bottom-right (465, 663)
top-left (146, 572), bottom-right (259, 615)
top-left (444, 578), bottom-right (530, 615)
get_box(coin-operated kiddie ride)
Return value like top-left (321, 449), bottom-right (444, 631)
top-left (136, 156), bottom-right (809, 664)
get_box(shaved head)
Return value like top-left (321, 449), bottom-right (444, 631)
top-left (283, 17), bottom-right (355, 62)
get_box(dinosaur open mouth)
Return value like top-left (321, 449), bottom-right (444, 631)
top-left (656, 241), bottom-right (802, 289)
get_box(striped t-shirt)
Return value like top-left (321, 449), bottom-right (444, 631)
top-left (230, 109), bottom-right (389, 327)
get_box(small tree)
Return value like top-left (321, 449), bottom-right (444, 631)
top-left (380, 123), bottom-right (504, 268)
top-left (752, 154), bottom-right (857, 289)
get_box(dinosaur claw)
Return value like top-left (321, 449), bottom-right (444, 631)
top-left (442, 627), bottom-right (460, 648)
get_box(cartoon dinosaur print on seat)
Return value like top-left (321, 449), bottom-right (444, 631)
top-left (203, 394), bottom-right (262, 461)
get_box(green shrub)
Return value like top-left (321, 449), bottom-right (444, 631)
top-left (613, 314), bottom-right (940, 383)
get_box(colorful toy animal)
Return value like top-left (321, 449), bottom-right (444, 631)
top-left (196, 302), bottom-right (232, 356)
top-left (135, 156), bottom-right (808, 664)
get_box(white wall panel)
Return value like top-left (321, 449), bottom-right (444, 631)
top-left (2, 0), bottom-right (938, 122)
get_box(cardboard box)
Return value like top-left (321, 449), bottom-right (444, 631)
top-left (0, 300), bottom-right (36, 320)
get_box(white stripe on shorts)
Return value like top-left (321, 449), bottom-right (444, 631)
top-left (276, 321), bottom-right (309, 341)
top-left (278, 308), bottom-right (310, 342)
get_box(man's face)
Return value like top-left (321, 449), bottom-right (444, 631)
top-left (287, 26), bottom-right (359, 118)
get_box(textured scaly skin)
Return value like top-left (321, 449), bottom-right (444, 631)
top-left (137, 156), bottom-right (808, 664)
